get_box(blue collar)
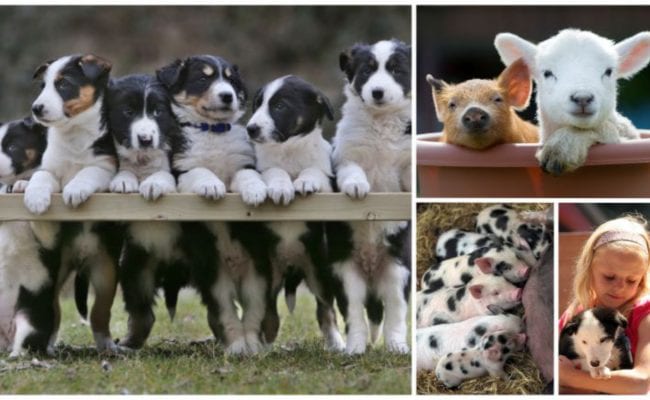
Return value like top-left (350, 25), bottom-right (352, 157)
top-left (180, 121), bottom-right (231, 133)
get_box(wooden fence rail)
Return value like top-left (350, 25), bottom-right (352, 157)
top-left (0, 193), bottom-right (411, 221)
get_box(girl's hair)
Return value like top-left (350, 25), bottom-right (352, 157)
top-left (565, 214), bottom-right (650, 319)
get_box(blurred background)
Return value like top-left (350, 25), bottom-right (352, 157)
top-left (0, 6), bottom-right (410, 138)
top-left (417, 6), bottom-right (650, 134)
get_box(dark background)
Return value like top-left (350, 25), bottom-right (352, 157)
top-left (0, 6), bottom-right (410, 138)
top-left (417, 6), bottom-right (650, 134)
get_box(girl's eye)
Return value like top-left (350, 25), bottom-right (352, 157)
top-left (627, 279), bottom-right (638, 285)
top-left (604, 275), bottom-right (615, 281)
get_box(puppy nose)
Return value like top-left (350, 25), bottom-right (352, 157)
top-left (590, 360), bottom-right (600, 367)
top-left (247, 124), bottom-right (261, 139)
top-left (570, 92), bottom-right (595, 107)
top-left (220, 92), bottom-right (233, 104)
top-left (138, 134), bottom-right (153, 148)
top-left (462, 107), bottom-right (490, 130)
top-left (372, 89), bottom-right (384, 101)
top-left (32, 104), bottom-right (44, 117)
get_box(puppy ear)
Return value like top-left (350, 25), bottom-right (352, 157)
top-left (157, 59), bottom-right (186, 89)
top-left (251, 87), bottom-right (264, 113)
top-left (426, 74), bottom-right (449, 120)
top-left (33, 59), bottom-right (54, 80)
top-left (562, 320), bottom-right (580, 336)
top-left (317, 93), bottom-right (335, 121)
top-left (497, 57), bottom-right (533, 111)
top-left (340, 43), bottom-right (365, 82)
top-left (615, 311), bottom-right (628, 329)
top-left (78, 55), bottom-right (112, 81)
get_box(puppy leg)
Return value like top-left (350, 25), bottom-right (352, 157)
top-left (263, 168), bottom-right (294, 206)
top-left (89, 248), bottom-right (118, 352)
top-left (213, 272), bottom-right (248, 355)
top-left (293, 167), bottom-right (331, 195)
top-left (377, 260), bottom-right (410, 353)
top-left (177, 167), bottom-right (226, 200)
top-left (24, 170), bottom-right (60, 215)
top-left (139, 171), bottom-right (176, 201)
top-left (240, 270), bottom-right (267, 354)
top-left (316, 298), bottom-right (345, 351)
top-left (110, 170), bottom-right (139, 194)
top-left (334, 260), bottom-right (369, 354)
top-left (231, 168), bottom-right (267, 207)
top-left (336, 162), bottom-right (370, 199)
top-left (63, 166), bottom-right (114, 208)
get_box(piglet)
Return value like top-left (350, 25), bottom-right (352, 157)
top-left (435, 228), bottom-right (499, 261)
top-left (426, 58), bottom-right (538, 150)
top-left (416, 273), bottom-right (522, 328)
top-left (416, 313), bottom-right (523, 371)
top-left (435, 330), bottom-right (527, 388)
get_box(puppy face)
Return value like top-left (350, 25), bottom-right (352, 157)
top-left (564, 308), bottom-right (627, 369)
top-left (247, 75), bottom-right (333, 143)
top-left (107, 74), bottom-right (176, 151)
top-left (157, 55), bottom-right (247, 123)
top-left (31, 54), bottom-right (112, 127)
top-left (340, 39), bottom-right (411, 109)
top-left (0, 117), bottom-right (47, 183)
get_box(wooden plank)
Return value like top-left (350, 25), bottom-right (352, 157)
top-left (0, 193), bottom-right (411, 221)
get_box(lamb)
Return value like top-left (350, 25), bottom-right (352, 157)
top-left (426, 58), bottom-right (538, 149)
top-left (494, 29), bottom-right (650, 175)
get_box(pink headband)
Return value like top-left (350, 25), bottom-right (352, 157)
top-left (594, 231), bottom-right (649, 254)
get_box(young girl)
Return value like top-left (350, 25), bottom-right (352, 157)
top-left (559, 215), bottom-right (650, 394)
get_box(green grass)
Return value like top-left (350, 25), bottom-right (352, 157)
top-left (0, 287), bottom-right (411, 394)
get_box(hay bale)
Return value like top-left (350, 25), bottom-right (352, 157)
top-left (416, 202), bottom-right (549, 394)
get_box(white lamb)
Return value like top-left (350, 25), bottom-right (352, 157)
top-left (494, 29), bottom-right (650, 175)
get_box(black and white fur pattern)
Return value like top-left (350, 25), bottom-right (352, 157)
top-left (329, 39), bottom-right (411, 354)
top-left (158, 55), bottom-right (271, 355)
top-left (247, 75), bottom-right (344, 350)
top-left (0, 117), bottom-right (47, 193)
top-left (15, 54), bottom-right (122, 355)
top-left (105, 74), bottom-right (188, 349)
top-left (559, 307), bottom-right (633, 379)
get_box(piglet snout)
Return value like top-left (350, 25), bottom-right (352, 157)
top-left (513, 288), bottom-right (523, 301)
top-left (462, 107), bottom-right (490, 131)
top-left (519, 265), bottom-right (531, 279)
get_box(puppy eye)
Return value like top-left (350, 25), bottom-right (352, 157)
top-left (604, 68), bottom-right (613, 77)
top-left (199, 76), bottom-right (209, 82)
top-left (56, 80), bottom-right (70, 90)
top-left (39, 82), bottom-right (45, 90)
top-left (273, 102), bottom-right (286, 112)
top-left (361, 66), bottom-right (374, 75)
top-left (543, 70), bottom-right (555, 79)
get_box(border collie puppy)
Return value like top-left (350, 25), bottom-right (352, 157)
top-left (105, 74), bottom-right (187, 349)
top-left (560, 307), bottom-right (633, 379)
top-left (18, 54), bottom-right (123, 354)
top-left (0, 117), bottom-right (47, 354)
top-left (246, 75), bottom-right (344, 350)
top-left (157, 55), bottom-right (272, 354)
top-left (329, 39), bottom-right (412, 354)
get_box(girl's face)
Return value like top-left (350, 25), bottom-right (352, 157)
top-left (591, 245), bottom-right (648, 309)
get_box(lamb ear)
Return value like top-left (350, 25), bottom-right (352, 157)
top-left (615, 31), bottom-right (650, 79)
top-left (426, 74), bottom-right (448, 120)
top-left (494, 33), bottom-right (538, 70)
top-left (497, 58), bottom-right (533, 111)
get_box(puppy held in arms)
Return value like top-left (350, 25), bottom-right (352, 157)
top-left (426, 58), bottom-right (539, 150)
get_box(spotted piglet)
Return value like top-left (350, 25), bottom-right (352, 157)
top-left (435, 229), bottom-right (499, 261)
top-left (421, 244), bottom-right (531, 291)
top-left (476, 204), bottom-right (551, 267)
top-left (435, 330), bottom-right (527, 388)
top-left (416, 313), bottom-right (523, 371)
top-left (416, 273), bottom-right (522, 328)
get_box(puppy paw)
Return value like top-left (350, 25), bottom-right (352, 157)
top-left (591, 366), bottom-right (612, 379)
top-left (193, 178), bottom-right (226, 200)
top-left (10, 180), bottom-right (29, 193)
top-left (267, 182), bottom-right (295, 206)
top-left (139, 178), bottom-right (175, 201)
top-left (341, 178), bottom-right (370, 199)
top-left (225, 337), bottom-right (249, 356)
top-left (110, 175), bottom-right (138, 194)
top-left (245, 333), bottom-right (264, 354)
top-left (24, 186), bottom-right (52, 214)
top-left (240, 182), bottom-right (267, 207)
top-left (63, 182), bottom-right (93, 208)
top-left (293, 177), bottom-right (321, 196)
top-left (386, 340), bottom-right (410, 354)
top-left (345, 338), bottom-right (367, 355)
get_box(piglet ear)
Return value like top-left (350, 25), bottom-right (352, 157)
top-left (494, 33), bottom-right (538, 71)
top-left (157, 59), bottom-right (185, 89)
top-left (615, 32), bottom-right (650, 79)
top-left (497, 58), bottom-right (533, 111)
top-left (475, 257), bottom-right (494, 274)
top-left (426, 74), bottom-right (448, 120)
top-left (78, 55), bottom-right (112, 81)
top-left (469, 284), bottom-right (484, 299)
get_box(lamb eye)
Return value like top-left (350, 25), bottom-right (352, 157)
top-left (604, 68), bottom-right (613, 77)
top-left (543, 70), bottom-right (555, 79)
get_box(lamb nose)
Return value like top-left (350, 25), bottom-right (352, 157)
top-left (570, 92), bottom-right (595, 107)
top-left (462, 107), bottom-right (490, 130)
top-left (590, 360), bottom-right (600, 367)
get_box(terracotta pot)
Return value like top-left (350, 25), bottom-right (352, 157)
top-left (417, 132), bottom-right (650, 197)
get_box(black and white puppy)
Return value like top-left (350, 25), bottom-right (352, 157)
top-left (246, 75), bottom-right (344, 349)
top-left (157, 55), bottom-right (272, 355)
top-left (560, 307), bottom-right (633, 379)
top-left (16, 54), bottom-right (123, 355)
top-left (0, 117), bottom-right (47, 355)
top-left (105, 74), bottom-right (188, 349)
top-left (329, 39), bottom-right (412, 354)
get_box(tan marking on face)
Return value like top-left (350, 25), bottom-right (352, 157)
top-left (63, 85), bottom-right (96, 117)
top-left (224, 68), bottom-right (232, 78)
top-left (203, 65), bottom-right (214, 76)
top-left (23, 149), bottom-right (37, 168)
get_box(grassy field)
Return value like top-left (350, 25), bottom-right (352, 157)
top-left (0, 287), bottom-right (411, 394)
